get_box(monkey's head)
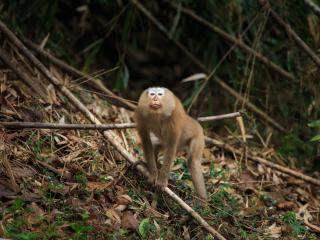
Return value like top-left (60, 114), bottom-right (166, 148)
top-left (138, 87), bottom-right (176, 117)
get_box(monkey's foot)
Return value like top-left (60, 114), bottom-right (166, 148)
top-left (147, 174), bottom-right (158, 185)
top-left (131, 160), bottom-right (146, 169)
top-left (155, 178), bottom-right (168, 191)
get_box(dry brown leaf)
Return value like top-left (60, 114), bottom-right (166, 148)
top-left (12, 167), bottom-right (34, 178)
top-left (28, 202), bottom-right (45, 216)
top-left (105, 208), bottom-right (121, 223)
top-left (264, 223), bottom-right (281, 238)
top-left (121, 211), bottom-right (139, 230)
top-left (116, 194), bottom-right (132, 205)
top-left (297, 204), bottom-right (313, 223)
top-left (60, 149), bottom-right (82, 163)
top-left (277, 201), bottom-right (295, 210)
top-left (202, 148), bottom-right (214, 161)
top-left (86, 181), bottom-right (112, 192)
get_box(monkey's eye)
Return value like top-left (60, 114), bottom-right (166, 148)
top-left (150, 92), bottom-right (155, 96)
top-left (158, 93), bottom-right (163, 96)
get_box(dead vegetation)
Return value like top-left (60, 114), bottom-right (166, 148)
top-left (0, 15), bottom-right (320, 240)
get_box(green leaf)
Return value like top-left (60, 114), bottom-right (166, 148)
top-left (210, 161), bottom-right (215, 177)
top-left (116, 63), bottom-right (130, 92)
top-left (310, 135), bottom-right (320, 142)
top-left (308, 120), bottom-right (320, 128)
top-left (138, 218), bottom-right (150, 237)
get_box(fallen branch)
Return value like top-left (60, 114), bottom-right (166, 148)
top-left (1, 122), bottom-right (136, 130)
top-left (0, 112), bottom-right (241, 130)
top-left (0, 20), bottom-right (226, 240)
top-left (130, 0), bottom-right (286, 133)
top-left (205, 137), bottom-right (320, 187)
top-left (24, 40), bottom-right (137, 111)
top-left (170, 1), bottom-right (295, 82)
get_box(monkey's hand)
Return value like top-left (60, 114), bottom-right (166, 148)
top-left (131, 160), bottom-right (146, 169)
top-left (155, 177), bottom-right (168, 191)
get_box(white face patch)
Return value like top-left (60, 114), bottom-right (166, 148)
top-left (147, 87), bottom-right (165, 98)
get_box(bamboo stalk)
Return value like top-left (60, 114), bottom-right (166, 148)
top-left (24, 40), bottom-right (137, 111)
top-left (130, 0), bottom-right (286, 133)
top-left (0, 20), bottom-right (226, 240)
top-left (260, 0), bottom-right (320, 67)
top-left (304, 0), bottom-right (320, 17)
top-left (170, 2), bottom-right (295, 82)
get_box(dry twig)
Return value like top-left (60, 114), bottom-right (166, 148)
top-left (205, 137), bottom-right (320, 186)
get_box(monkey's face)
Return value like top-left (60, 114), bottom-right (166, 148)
top-left (147, 87), bottom-right (165, 110)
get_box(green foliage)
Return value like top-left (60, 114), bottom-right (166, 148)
top-left (281, 211), bottom-right (307, 237)
top-left (82, 39), bottom-right (104, 73)
top-left (308, 120), bottom-right (320, 142)
top-left (74, 172), bottom-right (88, 185)
top-left (278, 133), bottom-right (313, 159)
top-left (108, 229), bottom-right (130, 240)
top-left (260, 193), bottom-right (277, 207)
top-left (70, 223), bottom-right (93, 239)
top-left (25, 131), bottom-right (50, 160)
top-left (7, 198), bottom-right (26, 213)
top-left (138, 218), bottom-right (155, 238)
top-left (209, 186), bottom-right (240, 218)
top-left (210, 160), bottom-right (215, 177)
top-left (116, 63), bottom-right (130, 92)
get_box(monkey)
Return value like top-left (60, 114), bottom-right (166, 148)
top-left (135, 87), bottom-right (207, 200)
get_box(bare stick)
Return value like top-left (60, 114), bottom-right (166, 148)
top-left (170, 2), bottom-right (295, 81)
top-left (23, 40), bottom-right (137, 111)
top-left (1, 122), bottom-right (136, 130)
top-left (260, 0), bottom-right (320, 67)
top-left (205, 137), bottom-right (320, 186)
top-left (0, 20), bottom-right (226, 239)
top-left (198, 112), bottom-right (241, 122)
top-left (0, 112), bottom-right (241, 130)
top-left (130, 0), bottom-right (286, 133)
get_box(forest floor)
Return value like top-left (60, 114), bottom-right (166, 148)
top-left (1, 42), bottom-right (320, 240)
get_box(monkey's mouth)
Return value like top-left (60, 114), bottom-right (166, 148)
top-left (150, 103), bottom-right (162, 110)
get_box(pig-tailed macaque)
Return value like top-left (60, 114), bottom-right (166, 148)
top-left (135, 87), bottom-right (207, 200)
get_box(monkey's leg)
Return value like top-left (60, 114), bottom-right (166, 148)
top-left (156, 141), bottom-right (178, 190)
top-left (187, 138), bottom-right (207, 200)
top-left (154, 144), bottom-right (163, 170)
top-left (139, 129), bottom-right (158, 183)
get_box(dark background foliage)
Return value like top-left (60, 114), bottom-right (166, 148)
top-left (2, 0), bottom-right (320, 168)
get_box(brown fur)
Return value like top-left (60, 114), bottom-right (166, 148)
top-left (135, 87), bottom-right (207, 199)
